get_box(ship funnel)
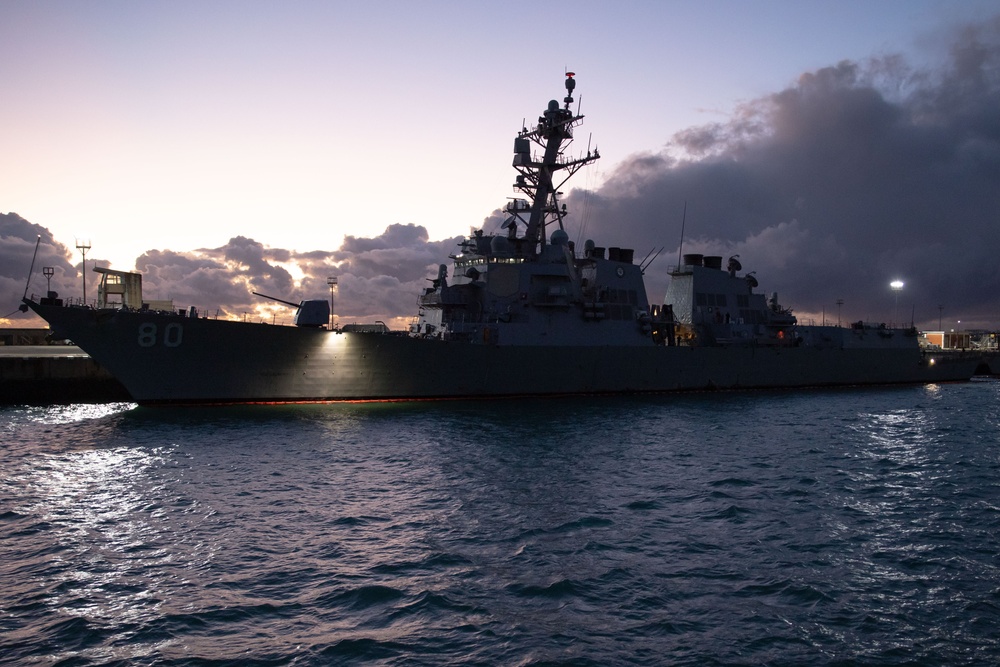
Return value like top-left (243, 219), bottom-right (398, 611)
top-left (682, 253), bottom-right (703, 267)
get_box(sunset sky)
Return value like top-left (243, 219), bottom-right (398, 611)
top-left (3, 1), bottom-right (999, 329)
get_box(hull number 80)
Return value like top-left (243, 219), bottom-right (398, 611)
top-left (138, 322), bottom-right (183, 348)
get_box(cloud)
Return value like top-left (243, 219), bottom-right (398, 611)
top-left (0, 212), bottom-right (83, 318)
top-left (331, 224), bottom-right (459, 284)
top-left (565, 16), bottom-right (1000, 328)
top-left (3, 212), bottom-right (461, 327)
top-left (130, 226), bottom-right (462, 325)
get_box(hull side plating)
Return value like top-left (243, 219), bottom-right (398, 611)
top-left (30, 304), bottom-right (983, 404)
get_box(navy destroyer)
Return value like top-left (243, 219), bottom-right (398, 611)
top-left (22, 74), bottom-right (988, 404)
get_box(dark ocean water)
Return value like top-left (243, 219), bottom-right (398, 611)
top-left (2, 382), bottom-right (1000, 666)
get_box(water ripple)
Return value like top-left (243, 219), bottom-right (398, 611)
top-left (2, 383), bottom-right (1000, 664)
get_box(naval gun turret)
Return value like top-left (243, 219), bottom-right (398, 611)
top-left (252, 291), bottom-right (330, 328)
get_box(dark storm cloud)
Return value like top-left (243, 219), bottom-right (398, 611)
top-left (566, 17), bottom-right (1000, 328)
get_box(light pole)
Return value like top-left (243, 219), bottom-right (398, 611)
top-left (43, 266), bottom-right (54, 297)
top-left (938, 304), bottom-right (943, 330)
top-left (836, 298), bottom-right (844, 327)
top-left (890, 280), bottom-right (904, 327)
top-left (327, 276), bottom-right (338, 329)
top-left (75, 239), bottom-right (91, 305)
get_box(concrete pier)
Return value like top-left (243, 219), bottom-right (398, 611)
top-left (0, 346), bottom-right (131, 405)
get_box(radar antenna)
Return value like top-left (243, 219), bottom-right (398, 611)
top-left (513, 72), bottom-right (600, 254)
top-left (22, 235), bottom-right (42, 300)
top-left (675, 202), bottom-right (687, 269)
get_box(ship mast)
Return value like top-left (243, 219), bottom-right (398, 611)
top-left (512, 72), bottom-right (600, 254)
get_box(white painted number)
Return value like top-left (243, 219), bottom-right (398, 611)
top-left (137, 323), bottom-right (184, 348)
top-left (163, 323), bottom-right (183, 347)
top-left (138, 323), bottom-right (157, 347)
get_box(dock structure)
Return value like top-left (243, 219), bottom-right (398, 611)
top-left (0, 346), bottom-right (130, 405)
top-left (0, 328), bottom-right (51, 346)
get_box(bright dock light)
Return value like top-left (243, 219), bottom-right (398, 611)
top-left (890, 280), bottom-right (904, 327)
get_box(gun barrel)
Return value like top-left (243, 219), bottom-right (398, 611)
top-left (252, 291), bottom-right (301, 309)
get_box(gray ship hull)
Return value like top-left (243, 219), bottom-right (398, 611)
top-left (28, 304), bottom-right (989, 405)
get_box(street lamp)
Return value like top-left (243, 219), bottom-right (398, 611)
top-left (890, 280), bottom-right (904, 327)
top-left (836, 298), bottom-right (844, 327)
top-left (75, 239), bottom-right (91, 305)
top-left (327, 276), bottom-right (338, 329)
top-left (43, 266), bottom-right (54, 296)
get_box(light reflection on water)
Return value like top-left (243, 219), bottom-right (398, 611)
top-left (825, 382), bottom-right (999, 658)
top-left (12, 436), bottom-right (219, 665)
top-left (24, 446), bottom-right (170, 618)
top-left (22, 401), bottom-right (137, 425)
top-left (849, 383), bottom-right (945, 468)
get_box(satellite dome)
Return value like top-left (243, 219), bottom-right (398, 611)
top-left (491, 235), bottom-right (511, 255)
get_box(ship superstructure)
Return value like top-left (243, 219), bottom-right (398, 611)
top-left (410, 73), bottom-right (655, 347)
